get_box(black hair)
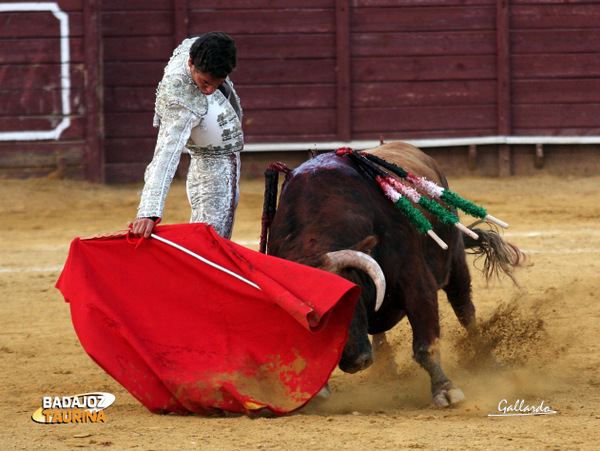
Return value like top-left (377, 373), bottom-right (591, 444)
top-left (189, 32), bottom-right (237, 79)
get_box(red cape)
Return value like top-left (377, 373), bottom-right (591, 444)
top-left (56, 223), bottom-right (360, 415)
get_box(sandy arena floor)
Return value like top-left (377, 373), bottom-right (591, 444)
top-left (1, 166), bottom-right (600, 450)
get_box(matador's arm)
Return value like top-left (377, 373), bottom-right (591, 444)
top-left (137, 105), bottom-right (201, 219)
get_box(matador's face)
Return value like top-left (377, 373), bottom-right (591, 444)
top-left (187, 58), bottom-right (226, 96)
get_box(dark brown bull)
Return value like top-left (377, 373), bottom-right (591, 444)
top-left (262, 141), bottom-right (523, 407)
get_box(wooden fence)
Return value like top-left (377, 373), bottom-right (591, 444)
top-left (1, 0), bottom-right (599, 181)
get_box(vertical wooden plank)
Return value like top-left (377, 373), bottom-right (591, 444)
top-left (497, 0), bottom-right (511, 177)
top-left (174, 0), bottom-right (189, 181)
top-left (336, 0), bottom-right (351, 142)
top-left (174, 0), bottom-right (189, 46)
top-left (84, 0), bottom-right (105, 183)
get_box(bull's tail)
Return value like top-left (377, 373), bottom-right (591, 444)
top-left (259, 163), bottom-right (289, 253)
top-left (463, 221), bottom-right (528, 287)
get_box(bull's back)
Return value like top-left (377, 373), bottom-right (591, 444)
top-left (367, 142), bottom-right (449, 189)
top-left (269, 144), bottom-right (450, 253)
top-left (268, 153), bottom-right (387, 263)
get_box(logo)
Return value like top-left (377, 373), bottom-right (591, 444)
top-left (488, 399), bottom-right (557, 417)
top-left (31, 393), bottom-right (115, 424)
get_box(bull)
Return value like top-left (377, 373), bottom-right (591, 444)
top-left (261, 141), bottom-right (524, 407)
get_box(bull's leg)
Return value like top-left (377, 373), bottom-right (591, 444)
top-left (413, 343), bottom-right (465, 407)
top-left (338, 296), bottom-right (373, 373)
top-left (407, 281), bottom-right (465, 407)
top-left (444, 249), bottom-right (500, 368)
top-left (371, 332), bottom-right (398, 376)
top-left (443, 248), bottom-right (476, 332)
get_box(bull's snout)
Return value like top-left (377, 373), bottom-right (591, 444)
top-left (338, 351), bottom-right (374, 374)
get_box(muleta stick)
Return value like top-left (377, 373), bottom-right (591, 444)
top-left (150, 233), bottom-right (261, 291)
top-left (356, 150), bottom-right (509, 229)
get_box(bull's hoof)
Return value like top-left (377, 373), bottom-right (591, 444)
top-left (315, 384), bottom-right (332, 400)
top-left (432, 386), bottom-right (465, 407)
top-left (339, 352), bottom-right (374, 374)
top-left (305, 384), bottom-right (332, 410)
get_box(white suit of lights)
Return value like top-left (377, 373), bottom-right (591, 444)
top-left (137, 38), bottom-right (243, 239)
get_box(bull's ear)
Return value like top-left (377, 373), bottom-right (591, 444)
top-left (351, 235), bottom-right (378, 255)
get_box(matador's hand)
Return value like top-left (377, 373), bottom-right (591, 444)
top-left (131, 218), bottom-right (158, 239)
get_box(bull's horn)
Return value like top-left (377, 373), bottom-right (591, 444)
top-left (322, 250), bottom-right (386, 312)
